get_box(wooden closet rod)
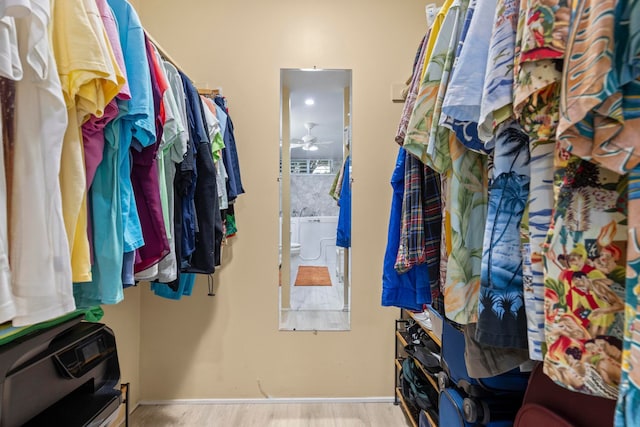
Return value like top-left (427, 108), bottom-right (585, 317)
top-left (145, 31), bottom-right (223, 97)
top-left (145, 31), bottom-right (185, 74)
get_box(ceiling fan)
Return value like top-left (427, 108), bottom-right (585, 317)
top-left (290, 122), bottom-right (334, 151)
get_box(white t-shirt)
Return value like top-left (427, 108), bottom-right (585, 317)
top-left (10, 0), bottom-right (75, 326)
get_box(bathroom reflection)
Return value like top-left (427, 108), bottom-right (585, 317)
top-left (279, 68), bottom-right (351, 331)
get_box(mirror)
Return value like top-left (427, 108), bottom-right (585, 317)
top-left (279, 68), bottom-right (352, 331)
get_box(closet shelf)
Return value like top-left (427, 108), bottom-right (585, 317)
top-left (407, 311), bottom-right (441, 347)
top-left (395, 387), bottom-right (419, 427)
top-left (396, 330), bottom-right (409, 348)
top-left (423, 408), bottom-right (438, 427)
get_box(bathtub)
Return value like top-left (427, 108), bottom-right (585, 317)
top-left (290, 216), bottom-right (338, 265)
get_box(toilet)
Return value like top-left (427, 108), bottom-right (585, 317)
top-left (290, 242), bottom-right (301, 285)
top-left (280, 217), bottom-right (302, 285)
top-left (279, 242), bottom-right (302, 286)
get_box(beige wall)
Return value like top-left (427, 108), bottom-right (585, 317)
top-left (105, 0), bottom-right (430, 401)
top-left (101, 286), bottom-right (142, 405)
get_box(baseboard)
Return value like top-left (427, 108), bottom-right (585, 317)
top-left (138, 396), bottom-right (395, 405)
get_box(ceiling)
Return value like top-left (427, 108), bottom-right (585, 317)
top-left (282, 69), bottom-right (351, 161)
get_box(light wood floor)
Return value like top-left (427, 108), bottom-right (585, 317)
top-left (280, 309), bottom-right (350, 331)
top-left (130, 402), bottom-right (410, 427)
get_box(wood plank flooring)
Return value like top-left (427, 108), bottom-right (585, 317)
top-left (130, 402), bottom-right (410, 427)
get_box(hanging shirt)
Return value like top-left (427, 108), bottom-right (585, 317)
top-left (513, 0), bottom-right (566, 362)
top-left (336, 155), bottom-right (351, 249)
top-left (394, 152), bottom-right (442, 303)
top-left (616, 166), bottom-right (640, 427)
top-left (395, 32), bottom-right (429, 145)
top-left (52, 0), bottom-right (123, 283)
top-left (83, 0), bottom-right (128, 191)
top-left (146, 60), bottom-right (188, 282)
top-left (420, 0), bottom-right (454, 82)
top-left (425, 0), bottom-right (469, 169)
top-left (557, 0), bottom-right (640, 175)
top-left (76, 0), bottom-right (152, 307)
top-left (381, 147), bottom-right (431, 311)
top-left (476, 121), bottom-right (530, 349)
top-left (134, 57), bottom-right (183, 282)
top-left (440, 0), bottom-right (496, 153)
top-left (0, 14), bottom-right (20, 323)
top-left (107, 0), bottom-right (155, 253)
top-left (542, 158), bottom-right (626, 400)
top-left (214, 96), bottom-right (244, 201)
top-left (180, 86), bottom-right (219, 274)
top-left (443, 134), bottom-right (488, 325)
top-left (478, 0), bottom-right (520, 141)
top-left (131, 35), bottom-right (169, 274)
top-left (403, 0), bottom-right (468, 168)
top-left (202, 96), bottom-right (228, 210)
top-left (9, 0), bottom-right (75, 325)
top-left (83, 0), bottom-right (128, 265)
top-left (179, 72), bottom-right (208, 266)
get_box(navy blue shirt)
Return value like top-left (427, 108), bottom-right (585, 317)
top-left (214, 96), bottom-right (244, 201)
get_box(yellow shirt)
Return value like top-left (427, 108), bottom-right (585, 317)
top-left (52, 0), bottom-right (125, 282)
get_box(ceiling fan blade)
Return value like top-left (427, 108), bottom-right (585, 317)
top-left (314, 140), bottom-right (334, 145)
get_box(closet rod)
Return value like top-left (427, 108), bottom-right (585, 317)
top-left (145, 31), bottom-right (223, 97)
top-left (145, 31), bottom-right (185, 74)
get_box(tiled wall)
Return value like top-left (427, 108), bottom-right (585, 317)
top-left (290, 174), bottom-right (339, 217)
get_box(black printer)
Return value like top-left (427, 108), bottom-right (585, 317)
top-left (0, 315), bottom-right (122, 426)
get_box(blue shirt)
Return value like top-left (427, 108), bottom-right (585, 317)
top-left (381, 147), bottom-right (430, 311)
top-left (179, 72), bottom-right (209, 265)
top-left (336, 156), bottom-right (351, 248)
top-left (107, 0), bottom-right (155, 253)
top-left (214, 96), bottom-right (244, 201)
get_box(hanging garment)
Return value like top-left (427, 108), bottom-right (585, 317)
top-left (151, 159), bottom-right (185, 293)
top-left (153, 272), bottom-right (196, 300)
top-left (131, 34), bottom-right (169, 274)
top-left (425, 0), bottom-right (469, 169)
top-left (382, 147), bottom-right (430, 311)
top-left (513, 0), bottom-right (566, 361)
top-left (394, 151), bottom-right (441, 301)
top-left (214, 96), bottom-right (244, 202)
top-left (134, 56), bottom-right (188, 282)
top-left (616, 167), bottom-right (640, 427)
top-left (419, 0), bottom-right (454, 83)
top-left (81, 0), bottom-right (126, 192)
top-left (443, 135), bottom-right (488, 324)
top-left (75, 0), bottom-right (153, 307)
top-left (53, 0), bottom-right (123, 283)
top-left (9, 0), bottom-right (76, 325)
top-left (476, 121), bottom-right (530, 349)
top-left (202, 96), bottom-right (229, 211)
top-left (0, 13), bottom-right (21, 324)
top-left (336, 155), bottom-right (351, 248)
top-left (440, 0), bottom-right (496, 154)
top-left (542, 158), bottom-right (627, 400)
top-left (178, 71), bottom-right (208, 269)
top-left (0, 85), bottom-right (13, 323)
top-left (557, 0), bottom-right (640, 174)
top-left (395, 32), bottom-right (429, 145)
top-left (108, 0), bottom-right (155, 252)
top-left (478, 0), bottom-right (520, 141)
top-left (403, 0), bottom-right (468, 167)
top-left (148, 60), bottom-right (188, 282)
